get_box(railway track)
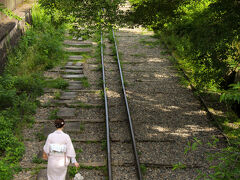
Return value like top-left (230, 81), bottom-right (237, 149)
top-left (24, 23), bottom-right (226, 180)
top-left (101, 29), bottom-right (142, 180)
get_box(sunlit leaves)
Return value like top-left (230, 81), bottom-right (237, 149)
top-left (39, 0), bottom-right (126, 36)
top-left (0, 3), bottom-right (22, 20)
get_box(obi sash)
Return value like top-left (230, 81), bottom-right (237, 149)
top-left (49, 144), bottom-right (67, 153)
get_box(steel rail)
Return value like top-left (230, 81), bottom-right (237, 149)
top-left (101, 31), bottom-right (112, 180)
top-left (112, 29), bottom-right (143, 180)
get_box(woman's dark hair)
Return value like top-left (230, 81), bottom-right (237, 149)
top-left (54, 118), bottom-right (65, 129)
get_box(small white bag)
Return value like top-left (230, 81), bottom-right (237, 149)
top-left (74, 173), bottom-right (84, 180)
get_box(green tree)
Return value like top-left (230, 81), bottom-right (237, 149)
top-left (39, 0), bottom-right (126, 35)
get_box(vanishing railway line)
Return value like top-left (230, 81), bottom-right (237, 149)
top-left (25, 22), bottom-right (225, 180)
top-left (101, 29), bottom-right (142, 180)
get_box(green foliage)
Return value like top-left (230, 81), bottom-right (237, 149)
top-left (128, 0), bottom-right (184, 29)
top-left (13, 75), bottom-right (44, 97)
top-left (172, 162), bottom-right (186, 171)
top-left (202, 146), bottom-right (240, 180)
top-left (178, 137), bottom-right (240, 179)
top-left (0, 3), bottom-right (22, 20)
top-left (68, 166), bottom-right (78, 178)
top-left (0, 3), bottom-right (66, 178)
top-left (76, 148), bottom-right (83, 153)
top-left (101, 140), bottom-right (107, 150)
top-left (0, 160), bottom-right (14, 180)
top-left (32, 155), bottom-right (47, 164)
top-left (184, 137), bottom-right (202, 154)
top-left (0, 131), bottom-right (16, 152)
top-left (35, 132), bottom-right (46, 142)
top-left (39, 0), bottom-right (126, 36)
top-left (48, 109), bottom-right (59, 120)
top-left (0, 88), bottom-right (17, 110)
top-left (4, 141), bottom-right (25, 163)
top-left (5, 5), bottom-right (65, 76)
top-left (54, 91), bottom-right (61, 100)
top-left (129, 0), bottom-right (240, 95)
top-left (44, 78), bottom-right (69, 89)
top-left (80, 77), bottom-right (90, 88)
top-left (140, 164), bottom-right (147, 175)
top-left (220, 82), bottom-right (240, 104)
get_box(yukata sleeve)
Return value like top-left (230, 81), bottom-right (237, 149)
top-left (66, 135), bottom-right (76, 162)
top-left (43, 135), bottom-right (51, 154)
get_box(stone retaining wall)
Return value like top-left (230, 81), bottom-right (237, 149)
top-left (0, 1), bottom-right (33, 74)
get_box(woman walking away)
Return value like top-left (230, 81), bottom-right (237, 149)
top-left (43, 118), bottom-right (79, 180)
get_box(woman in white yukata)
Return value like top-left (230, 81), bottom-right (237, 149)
top-left (43, 118), bottom-right (79, 180)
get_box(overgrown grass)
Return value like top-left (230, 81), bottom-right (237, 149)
top-left (0, 4), bottom-right (66, 178)
top-left (48, 109), bottom-right (59, 120)
top-left (79, 77), bottom-right (90, 88)
top-left (44, 78), bottom-right (69, 90)
top-left (68, 165), bottom-right (107, 178)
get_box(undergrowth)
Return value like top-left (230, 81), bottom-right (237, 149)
top-left (0, 4), bottom-right (66, 179)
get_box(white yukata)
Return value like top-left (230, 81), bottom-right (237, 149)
top-left (43, 130), bottom-right (77, 180)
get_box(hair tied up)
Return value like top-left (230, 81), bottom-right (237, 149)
top-left (54, 118), bottom-right (65, 129)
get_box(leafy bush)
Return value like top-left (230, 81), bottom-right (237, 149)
top-left (13, 75), bottom-right (44, 97)
top-left (0, 131), bottom-right (16, 153)
top-left (4, 142), bottom-right (25, 163)
top-left (0, 88), bottom-right (17, 110)
top-left (220, 83), bottom-right (240, 104)
top-left (0, 160), bottom-right (13, 180)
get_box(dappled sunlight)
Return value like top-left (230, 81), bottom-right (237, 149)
top-left (119, 27), bottom-right (154, 36)
top-left (184, 110), bottom-right (207, 116)
top-left (170, 131), bottom-right (191, 138)
top-left (153, 73), bottom-right (171, 79)
top-left (153, 104), bottom-right (181, 112)
top-left (147, 123), bottom-right (217, 139)
top-left (224, 122), bottom-right (239, 130)
top-left (148, 57), bottom-right (166, 63)
top-left (107, 90), bottom-right (121, 98)
top-left (152, 125), bottom-right (170, 132)
top-left (37, 93), bottom-right (55, 105)
top-left (185, 125), bottom-right (215, 132)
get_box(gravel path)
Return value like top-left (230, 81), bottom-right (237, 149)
top-left (115, 26), bottom-right (226, 179)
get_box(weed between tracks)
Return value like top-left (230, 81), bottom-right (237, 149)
top-left (140, 164), bottom-right (147, 175)
top-left (101, 140), bottom-right (107, 151)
